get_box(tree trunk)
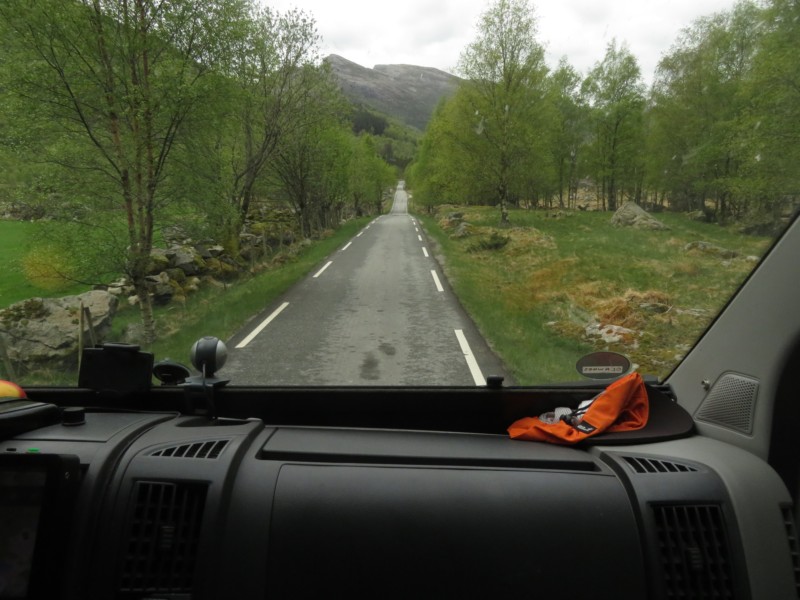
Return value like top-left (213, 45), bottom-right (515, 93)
top-left (134, 280), bottom-right (156, 344)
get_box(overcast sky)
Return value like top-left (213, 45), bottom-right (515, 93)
top-left (263, 0), bottom-right (738, 84)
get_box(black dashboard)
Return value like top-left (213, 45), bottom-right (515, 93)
top-left (3, 383), bottom-right (796, 600)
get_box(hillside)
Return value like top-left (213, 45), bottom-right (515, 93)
top-left (325, 54), bottom-right (459, 131)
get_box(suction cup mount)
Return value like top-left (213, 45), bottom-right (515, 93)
top-left (181, 336), bottom-right (230, 419)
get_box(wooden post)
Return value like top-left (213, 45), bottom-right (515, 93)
top-left (83, 306), bottom-right (97, 347)
top-left (78, 301), bottom-right (84, 371)
top-left (0, 336), bottom-right (17, 381)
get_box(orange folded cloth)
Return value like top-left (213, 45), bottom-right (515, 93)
top-left (508, 372), bottom-right (649, 444)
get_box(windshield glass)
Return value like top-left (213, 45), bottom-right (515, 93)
top-left (0, 0), bottom-right (796, 387)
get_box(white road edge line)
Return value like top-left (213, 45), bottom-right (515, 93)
top-left (422, 247), bottom-right (429, 258)
top-left (455, 329), bottom-right (485, 386)
top-left (341, 241), bottom-right (352, 251)
top-left (235, 302), bottom-right (290, 349)
top-left (357, 232), bottom-right (364, 237)
top-left (431, 270), bottom-right (444, 292)
top-left (313, 261), bottom-right (333, 278)
top-left (417, 235), bottom-right (422, 241)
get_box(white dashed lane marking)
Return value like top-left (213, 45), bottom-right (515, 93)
top-left (235, 302), bottom-right (290, 349)
top-left (431, 270), bottom-right (444, 292)
top-left (313, 261), bottom-right (333, 278)
top-left (455, 329), bottom-right (485, 386)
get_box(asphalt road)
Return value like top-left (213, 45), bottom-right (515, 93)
top-left (224, 181), bottom-right (512, 386)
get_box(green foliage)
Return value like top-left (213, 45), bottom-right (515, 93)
top-left (411, 0), bottom-right (797, 231)
top-left (582, 40), bottom-right (646, 211)
top-left (352, 107), bottom-right (388, 135)
top-left (648, 1), bottom-right (763, 219)
top-left (0, 0), bottom-right (397, 342)
top-left (455, 0), bottom-right (553, 223)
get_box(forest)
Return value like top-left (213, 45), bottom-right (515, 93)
top-left (407, 0), bottom-right (799, 233)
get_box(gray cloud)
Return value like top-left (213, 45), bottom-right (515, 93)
top-left (264, 0), bottom-right (739, 83)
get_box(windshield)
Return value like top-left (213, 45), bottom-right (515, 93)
top-left (0, 0), bottom-right (796, 387)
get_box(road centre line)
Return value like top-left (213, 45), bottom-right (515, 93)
top-left (313, 261), bottom-right (333, 278)
top-left (422, 247), bottom-right (429, 258)
top-left (455, 329), bottom-right (485, 386)
top-left (235, 302), bottom-right (290, 349)
top-left (341, 241), bottom-right (352, 251)
top-left (431, 270), bottom-right (444, 292)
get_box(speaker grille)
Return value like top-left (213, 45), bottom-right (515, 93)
top-left (695, 373), bottom-right (758, 435)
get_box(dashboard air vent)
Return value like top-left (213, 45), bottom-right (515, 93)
top-left (150, 439), bottom-right (229, 459)
top-left (119, 481), bottom-right (207, 596)
top-left (623, 456), bottom-right (698, 474)
top-left (652, 504), bottom-right (735, 599)
top-left (781, 505), bottom-right (800, 598)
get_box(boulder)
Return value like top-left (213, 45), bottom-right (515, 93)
top-left (148, 248), bottom-right (171, 275)
top-left (169, 245), bottom-right (206, 276)
top-left (239, 233), bottom-right (265, 261)
top-left (165, 268), bottom-right (187, 284)
top-left (206, 257), bottom-right (239, 282)
top-left (149, 282), bottom-right (175, 306)
top-left (611, 202), bottom-right (669, 231)
top-left (0, 291), bottom-right (118, 373)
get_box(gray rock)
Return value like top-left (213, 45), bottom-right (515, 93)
top-left (611, 202), bottom-right (669, 230)
top-left (149, 282), bottom-right (175, 306)
top-left (121, 322), bottom-right (145, 345)
top-left (584, 321), bottom-right (636, 344)
top-left (169, 245), bottom-right (206, 276)
top-left (0, 291), bottom-right (118, 373)
top-left (451, 222), bottom-right (472, 238)
top-left (684, 241), bottom-right (739, 259)
top-left (148, 248), bottom-right (171, 275)
top-left (686, 210), bottom-right (708, 222)
top-left (208, 245), bottom-right (225, 258)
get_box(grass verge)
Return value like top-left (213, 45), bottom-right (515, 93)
top-left (131, 217), bottom-right (372, 364)
top-left (416, 205), bottom-right (771, 385)
top-left (15, 217), bottom-right (371, 385)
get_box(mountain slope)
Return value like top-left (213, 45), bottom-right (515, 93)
top-left (325, 54), bottom-right (460, 131)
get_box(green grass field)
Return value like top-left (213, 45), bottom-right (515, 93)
top-left (415, 205), bottom-right (772, 384)
top-left (0, 221), bottom-right (88, 309)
